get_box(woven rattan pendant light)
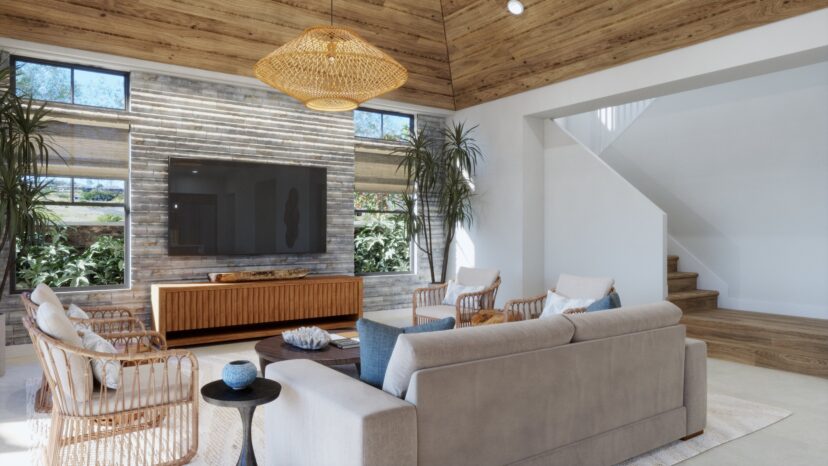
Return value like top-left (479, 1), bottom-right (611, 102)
top-left (254, 1), bottom-right (408, 112)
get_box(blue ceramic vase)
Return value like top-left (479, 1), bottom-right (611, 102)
top-left (222, 360), bottom-right (257, 390)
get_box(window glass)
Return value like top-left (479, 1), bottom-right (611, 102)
top-left (73, 178), bottom-right (126, 203)
top-left (354, 110), bottom-right (382, 139)
top-left (14, 61), bottom-right (71, 103)
top-left (382, 114), bottom-right (411, 141)
top-left (73, 69), bottom-right (126, 109)
top-left (12, 57), bottom-right (128, 110)
top-left (354, 108), bottom-right (412, 142)
top-left (15, 176), bottom-right (127, 290)
top-left (354, 192), bottom-right (410, 274)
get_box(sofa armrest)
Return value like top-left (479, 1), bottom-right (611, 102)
top-left (684, 338), bottom-right (707, 436)
top-left (264, 360), bottom-right (417, 466)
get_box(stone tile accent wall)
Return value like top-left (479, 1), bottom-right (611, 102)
top-left (2, 66), bottom-right (447, 345)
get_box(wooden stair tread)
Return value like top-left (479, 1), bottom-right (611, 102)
top-left (668, 272), bottom-right (698, 279)
top-left (667, 255), bottom-right (679, 261)
top-left (667, 289), bottom-right (719, 300)
top-left (681, 308), bottom-right (828, 378)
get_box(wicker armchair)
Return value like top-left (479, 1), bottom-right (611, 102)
top-left (23, 316), bottom-right (199, 466)
top-left (413, 267), bottom-right (501, 327)
top-left (504, 274), bottom-right (617, 321)
top-left (22, 292), bottom-right (148, 413)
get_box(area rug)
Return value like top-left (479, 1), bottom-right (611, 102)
top-left (26, 352), bottom-right (791, 465)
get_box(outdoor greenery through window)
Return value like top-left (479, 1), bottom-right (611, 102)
top-left (15, 176), bottom-right (127, 290)
top-left (354, 108), bottom-right (413, 141)
top-left (354, 192), bottom-right (411, 274)
top-left (12, 56), bottom-right (128, 110)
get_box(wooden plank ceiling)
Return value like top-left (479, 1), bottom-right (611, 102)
top-left (1, 1), bottom-right (825, 111)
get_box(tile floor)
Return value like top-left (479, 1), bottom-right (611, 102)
top-left (1, 309), bottom-right (826, 465)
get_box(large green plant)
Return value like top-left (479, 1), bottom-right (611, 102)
top-left (16, 228), bottom-right (125, 288)
top-left (0, 68), bottom-right (57, 299)
top-left (397, 122), bottom-right (482, 283)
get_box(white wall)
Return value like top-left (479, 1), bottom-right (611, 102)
top-left (450, 10), bottom-right (828, 308)
top-left (600, 62), bottom-right (828, 318)
top-left (545, 122), bottom-right (666, 304)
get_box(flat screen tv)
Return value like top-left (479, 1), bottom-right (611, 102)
top-left (168, 158), bottom-right (327, 255)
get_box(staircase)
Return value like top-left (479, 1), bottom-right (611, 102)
top-left (666, 255), bottom-right (719, 312)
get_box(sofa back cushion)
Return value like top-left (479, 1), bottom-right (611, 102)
top-left (556, 273), bottom-right (614, 299)
top-left (456, 267), bottom-right (499, 287)
top-left (382, 316), bottom-right (574, 397)
top-left (406, 324), bottom-right (687, 466)
top-left (564, 301), bottom-right (682, 342)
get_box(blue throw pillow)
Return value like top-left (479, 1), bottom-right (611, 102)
top-left (356, 317), bottom-right (455, 388)
top-left (586, 292), bottom-right (622, 312)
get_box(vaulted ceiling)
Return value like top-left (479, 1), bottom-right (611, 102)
top-left (1, 1), bottom-right (825, 110)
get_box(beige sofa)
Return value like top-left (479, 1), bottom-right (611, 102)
top-left (264, 301), bottom-right (707, 466)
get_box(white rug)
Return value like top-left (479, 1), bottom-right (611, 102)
top-left (27, 352), bottom-right (791, 465)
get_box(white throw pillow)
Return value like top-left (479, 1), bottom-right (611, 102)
top-left (66, 303), bottom-right (90, 320)
top-left (80, 330), bottom-right (120, 390)
top-left (31, 283), bottom-right (62, 308)
top-left (540, 291), bottom-right (596, 318)
top-left (442, 280), bottom-right (485, 308)
top-left (35, 302), bottom-right (92, 402)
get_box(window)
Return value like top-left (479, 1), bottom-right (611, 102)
top-left (354, 108), bottom-right (413, 141)
top-left (354, 192), bottom-right (411, 274)
top-left (14, 176), bottom-right (128, 290)
top-left (12, 56), bottom-right (128, 110)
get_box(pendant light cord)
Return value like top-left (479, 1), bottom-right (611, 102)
top-left (330, 0), bottom-right (334, 26)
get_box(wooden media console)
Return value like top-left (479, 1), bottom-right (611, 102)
top-left (151, 275), bottom-right (363, 347)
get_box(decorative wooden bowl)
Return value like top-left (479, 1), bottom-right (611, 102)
top-left (207, 268), bottom-right (310, 283)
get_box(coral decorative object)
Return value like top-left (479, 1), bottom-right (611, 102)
top-left (222, 360), bottom-right (258, 390)
top-left (282, 326), bottom-right (331, 350)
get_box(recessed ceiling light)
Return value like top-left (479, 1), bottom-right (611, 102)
top-left (191, 170), bottom-right (199, 174)
top-left (507, 0), bottom-right (524, 15)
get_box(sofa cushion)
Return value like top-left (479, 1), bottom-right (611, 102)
top-left (456, 267), bottom-right (499, 287)
top-left (31, 283), bottom-right (63, 308)
top-left (564, 301), bottom-right (682, 342)
top-left (556, 274), bottom-right (614, 299)
top-left (383, 316), bottom-right (574, 397)
top-left (415, 305), bottom-right (456, 320)
top-left (357, 317), bottom-right (455, 388)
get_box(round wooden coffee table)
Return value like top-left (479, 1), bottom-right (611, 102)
top-left (255, 333), bottom-right (361, 375)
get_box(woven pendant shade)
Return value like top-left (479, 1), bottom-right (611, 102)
top-left (254, 26), bottom-right (408, 112)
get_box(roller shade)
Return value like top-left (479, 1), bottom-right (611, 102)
top-left (354, 140), bottom-right (408, 193)
top-left (45, 115), bottom-right (129, 179)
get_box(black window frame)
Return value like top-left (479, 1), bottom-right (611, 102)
top-left (354, 192), bottom-right (414, 276)
top-left (10, 55), bottom-right (130, 111)
top-left (11, 175), bottom-right (131, 294)
top-left (353, 107), bottom-right (414, 142)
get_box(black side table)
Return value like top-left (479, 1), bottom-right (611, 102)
top-left (201, 378), bottom-right (282, 466)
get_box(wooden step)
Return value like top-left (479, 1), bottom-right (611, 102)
top-left (667, 289), bottom-right (718, 313)
top-left (667, 255), bottom-right (679, 273)
top-left (681, 309), bottom-right (828, 378)
top-left (668, 271), bottom-right (698, 293)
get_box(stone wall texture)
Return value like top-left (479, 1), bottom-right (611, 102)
top-left (2, 68), bottom-right (446, 345)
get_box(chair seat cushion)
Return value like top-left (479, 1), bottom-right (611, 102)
top-left (415, 305), bottom-right (457, 320)
top-left (76, 358), bottom-right (193, 415)
top-left (357, 317), bottom-right (455, 388)
top-left (36, 302), bottom-right (92, 402)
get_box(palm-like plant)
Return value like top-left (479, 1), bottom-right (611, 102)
top-left (397, 121), bottom-right (483, 283)
top-left (0, 68), bottom-right (57, 299)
